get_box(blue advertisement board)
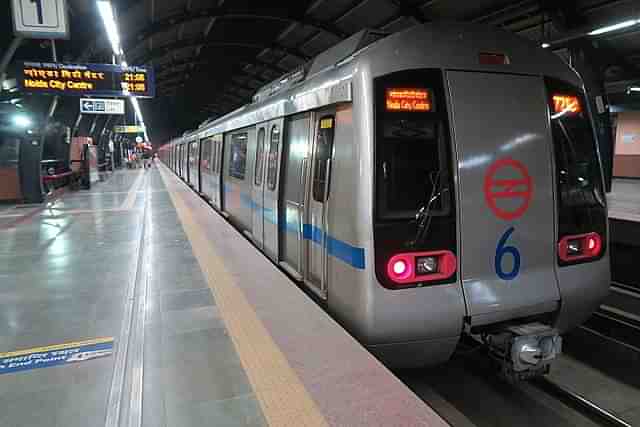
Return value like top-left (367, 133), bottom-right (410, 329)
top-left (0, 337), bottom-right (114, 375)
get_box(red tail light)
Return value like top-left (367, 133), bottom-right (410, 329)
top-left (386, 251), bottom-right (457, 286)
top-left (558, 232), bottom-right (602, 263)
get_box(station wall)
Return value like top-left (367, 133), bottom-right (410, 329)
top-left (613, 112), bottom-right (640, 178)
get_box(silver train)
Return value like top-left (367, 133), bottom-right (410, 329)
top-left (159, 22), bottom-right (610, 379)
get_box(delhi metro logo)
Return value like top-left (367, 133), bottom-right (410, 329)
top-left (483, 158), bottom-right (533, 221)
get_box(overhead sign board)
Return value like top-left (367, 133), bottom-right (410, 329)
top-left (11, 0), bottom-right (69, 39)
top-left (80, 98), bottom-right (125, 115)
top-left (114, 125), bottom-right (146, 133)
top-left (18, 62), bottom-right (155, 98)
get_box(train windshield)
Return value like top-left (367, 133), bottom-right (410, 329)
top-left (546, 78), bottom-right (607, 240)
top-left (375, 72), bottom-right (452, 221)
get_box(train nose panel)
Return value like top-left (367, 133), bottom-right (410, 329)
top-left (446, 71), bottom-right (560, 325)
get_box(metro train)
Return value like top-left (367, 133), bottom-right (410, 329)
top-left (159, 22), bottom-right (610, 379)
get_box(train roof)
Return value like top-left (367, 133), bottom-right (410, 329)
top-left (176, 22), bottom-right (582, 143)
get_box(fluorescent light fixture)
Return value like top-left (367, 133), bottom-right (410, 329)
top-left (97, 0), bottom-right (150, 142)
top-left (541, 43), bottom-right (551, 49)
top-left (97, 1), bottom-right (123, 55)
top-left (588, 19), bottom-right (639, 36)
top-left (13, 114), bottom-right (31, 128)
top-left (129, 97), bottom-right (150, 141)
top-left (130, 97), bottom-right (143, 121)
top-left (628, 87), bottom-right (640, 93)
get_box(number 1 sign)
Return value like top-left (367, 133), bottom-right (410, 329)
top-left (11, 0), bottom-right (69, 39)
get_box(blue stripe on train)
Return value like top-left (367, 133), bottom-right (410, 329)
top-left (304, 223), bottom-right (366, 270)
top-left (223, 186), bottom-right (365, 269)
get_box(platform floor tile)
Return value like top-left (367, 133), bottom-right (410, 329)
top-left (140, 171), bottom-right (267, 427)
top-left (0, 167), bottom-right (267, 427)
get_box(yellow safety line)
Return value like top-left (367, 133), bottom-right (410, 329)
top-left (120, 170), bottom-right (145, 210)
top-left (0, 337), bottom-right (114, 358)
top-left (158, 165), bottom-right (327, 427)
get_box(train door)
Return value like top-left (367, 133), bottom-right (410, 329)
top-left (446, 71), bottom-right (560, 325)
top-left (280, 113), bottom-right (311, 279)
top-left (175, 145), bottom-right (179, 174)
top-left (197, 140), bottom-right (203, 193)
top-left (172, 145), bottom-right (176, 170)
top-left (302, 110), bottom-right (336, 298)
top-left (200, 137), bottom-right (213, 199)
top-left (263, 120), bottom-right (283, 260)
top-left (186, 143), bottom-right (190, 181)
top-left (181, 144), bottom-right (187, 179)
top-left (188, 140), bottom-right (198, 188)
top-left (251, 125), bottom-right (267, 248)
top-left (251, 120), bottom-right (283, 254)
top-left (212, 134), bottom-right (223, 209)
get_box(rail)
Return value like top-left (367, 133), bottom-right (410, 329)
top-left (580, 282), bottom-right (640, 350)
top-left (532, 377), bottom-right (632, 427)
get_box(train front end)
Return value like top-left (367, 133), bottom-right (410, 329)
top-left (362, 23), bottom-right (610, 378)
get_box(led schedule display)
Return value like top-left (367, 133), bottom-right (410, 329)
top-left (19, 62), bottom-right (155, 98)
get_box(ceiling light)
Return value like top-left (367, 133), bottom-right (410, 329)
top-left (588, 19), bottom-right (639, 36)
top-left (541, 43), bottom-right (551, 49)
top-left (96, 1), bottom-right (123, 55)
top-left (628, 87), bottom-right (640, 94)
top-left (13, 114), bottom-right (31, 128)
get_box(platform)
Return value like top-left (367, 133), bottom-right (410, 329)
top-left (0, 163), bottom-right (446, 427)
top-left (608, 178), bottom-right (640, 223)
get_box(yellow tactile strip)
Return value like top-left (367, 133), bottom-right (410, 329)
top-left (158, 165), bottom-right (328, 427)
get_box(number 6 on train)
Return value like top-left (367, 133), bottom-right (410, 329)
top-left (495, 227), bottom-right (521, 281)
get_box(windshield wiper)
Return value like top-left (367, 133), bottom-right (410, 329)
top-left (410, 170), bottom-right (448, 248)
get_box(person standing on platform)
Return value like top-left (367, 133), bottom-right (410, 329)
top-left (143, 148), bottom-right (152, 169)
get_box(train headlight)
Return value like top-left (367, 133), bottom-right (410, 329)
top-left (393, 259), bottom-right (408, 275)
top-left (387, 255), bottom-right (413, 282)
top-left (416, 256), bottom-right (438, 275)
top-left (386, 251), bottom-right (456, 286)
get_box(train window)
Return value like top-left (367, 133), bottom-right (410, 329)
top-left (255, 128), bottom-right (265, 186)
top-left (545, 78), bottom-right (606, 245)
top-left (266, 125), bottom-right (280, 191)
top-left (201, 138), bottom-right (212, 172)
top-left (214, 135), bottom-right (223, 173)
top-left (376, 116), bottom-right (450, 220)
top-left (312, 116), bottom-right (335, 202)
top-left (212, 138), bottom-right (219, 174)
top-left (189, 141), bottom-right (197, 165)
top-left (229, 133), bottom-right (248, 180)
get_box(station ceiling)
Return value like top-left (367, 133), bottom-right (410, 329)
top-left (1, 0), bottom-right (639, 143)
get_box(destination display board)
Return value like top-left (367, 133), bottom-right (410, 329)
top-left (114, 125), bottom-right (146, 133)
top-left (19, 62), bottom-right (155, 98)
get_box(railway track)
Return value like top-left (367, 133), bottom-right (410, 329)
top-left (531, 377), bottom-right (633, 427)
top-left (402, 349), bottom-right (636, 427)
top-left (579, 281), bottom-right (640, 352)
top-left (402, 325), bottom-right (639, 427)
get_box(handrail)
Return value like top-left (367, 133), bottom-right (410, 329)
top-left (42, 171), bottom-right (73, 181)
